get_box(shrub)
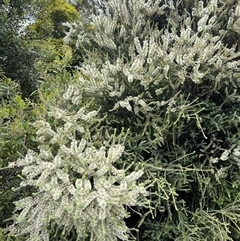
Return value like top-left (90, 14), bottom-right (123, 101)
top-left (0, 76), bottom-right (41, 228)
top-left (5, 0), bottom-right (240, 240)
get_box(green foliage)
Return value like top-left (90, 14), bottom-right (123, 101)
top-left (0, 0), bottom-right (31, 23)
top-left (0, 41), bottom-right (77, 232)
top-left (0, 0), bottom-right (81, 235)
top-left (0, 2), bottom-right (39, 98)
top-left (0, 0), bottom-right (80, 98)
top-left (0, 75), bottom-right (43, 228)
top-left (25, 0), bottom-right (82, 87)
top-left (5, 0), bottom-right (240, 240)
top-left (27, 0), bottom-right (81, 39)
top-left (0, 229), bottom-right (8, 241)
top-left (36, 42), bottom-right (79, 109)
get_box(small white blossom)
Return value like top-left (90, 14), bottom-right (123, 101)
top-left (220, 150), bottom-right (230, 161)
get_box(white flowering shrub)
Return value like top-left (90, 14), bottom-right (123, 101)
top-left (6, 0), bottom-right (240, 240)
top-left (7, 106), bottom-right (148, 241)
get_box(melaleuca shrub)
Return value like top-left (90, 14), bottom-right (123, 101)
top-left (6, 105), bottom-right (148, 241)
top-left (7, 0), bottom-right (240, 241)
top-left (5, 39), bottom-right (149, 241)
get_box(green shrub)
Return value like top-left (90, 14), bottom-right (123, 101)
top-left (5, 0), bottom-right (240, 240)
top-left (0, 76), bottom-right (42, 228)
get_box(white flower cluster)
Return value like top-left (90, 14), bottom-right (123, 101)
top-left (227, 3), bottom-right (240, 33)
top-left (63, 0), bottom-right (239, 106)
top-left (233, 145), bottom-right (240, 169)
top-left (8, 130), bottom-right (148, 241)
top-left (7, 84), bottom-right (148, 240)
top-left (210, 146), bottom-right (240, 170)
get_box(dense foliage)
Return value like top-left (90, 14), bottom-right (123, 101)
top-left (0, 1), bottom-right (80, 239)
top-left (0, 2), bottom-right (38, 98)
top-left (1, 0), bottom-right (240, 240)
top-left (26, 0), bottom-right (81, 39)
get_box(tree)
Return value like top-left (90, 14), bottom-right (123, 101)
top-left (0, 1), bottom-right (39, 98)
top-left (0, 0), bottom-right (81, 98)
top-left (27, 0), bottom-right (81, 39)
top-left (5, 0), bottom-right (240, 240)
top-left (25, 0), bottom-right (82, 81)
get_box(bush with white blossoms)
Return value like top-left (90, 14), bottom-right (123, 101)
top-left (6, 0), bottom-right (240, 240)
top-left (7, 109), bottom-right (148, 241)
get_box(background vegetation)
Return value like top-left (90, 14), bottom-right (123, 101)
top-left (0, 0), bottom-right (240, 240)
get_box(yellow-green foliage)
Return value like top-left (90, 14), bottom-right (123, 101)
top-left (0, 76), bottom-right (45, 227)
top-left (28, 0), bottom-right (80, 39)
